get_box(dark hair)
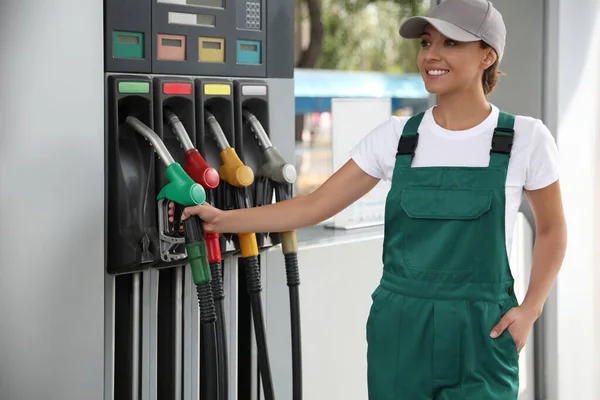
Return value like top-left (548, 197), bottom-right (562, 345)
top-left (480, 42), bottom-right (503, 95)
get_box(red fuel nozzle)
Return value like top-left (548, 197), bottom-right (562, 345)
top-left (184, 148), bottom-right (220, 190)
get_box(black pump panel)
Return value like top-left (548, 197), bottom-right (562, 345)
top-left (106, 75), bottom-right (159, 274)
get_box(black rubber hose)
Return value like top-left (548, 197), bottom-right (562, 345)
top-left (197, 281), bottom-right (219, 400)
top-left (182, 216), bottom-right (220, 400)
top-left (275, 184), bottom-right (303, 400)
top-left (244, 255), bottom-right (275, 400)
top-left (284, 253), bottom-right (302, 400)
top-left (210, 261), bottom-right (228, 400)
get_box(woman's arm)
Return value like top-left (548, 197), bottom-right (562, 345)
top-left (490, 180), bottom-right (567, 348)
top-left (521, 180), bottom-right (568, 316)
top-left (182, 159), bottom-right (380, 234)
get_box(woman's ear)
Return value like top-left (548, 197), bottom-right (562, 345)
top-left (483, 49), bottom-right (497, 68)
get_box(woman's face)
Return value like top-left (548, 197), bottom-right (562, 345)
top-left (417, 25), bottom-right (496, 96)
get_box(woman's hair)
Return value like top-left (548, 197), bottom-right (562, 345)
top-left (480, 42), bottom-right (503, 95)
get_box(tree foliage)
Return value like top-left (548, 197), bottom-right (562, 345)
top-left (297, 0), bottom-right (428, 73)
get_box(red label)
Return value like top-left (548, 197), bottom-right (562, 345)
top-left (163, 83), bottom-right (192, 95)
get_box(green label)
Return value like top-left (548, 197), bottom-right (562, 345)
top-left (118, 82), bottom-right (150, 94)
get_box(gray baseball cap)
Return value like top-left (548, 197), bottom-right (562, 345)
top-left (399, 0), bottom-right (506, 62)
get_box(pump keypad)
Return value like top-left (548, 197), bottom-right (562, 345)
top-left (245, 2), bottom-right (261, 30)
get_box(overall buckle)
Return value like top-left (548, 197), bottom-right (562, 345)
top-left (490, 127), bottom-right (514, 156)
top-left (397, 134), bottom-right (419, 156)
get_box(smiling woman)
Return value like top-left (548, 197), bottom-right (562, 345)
top-left (178, 1), bottom-right (567, 399)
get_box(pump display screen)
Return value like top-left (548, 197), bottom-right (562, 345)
top-left (202, 41), bottom-right (222, 50)
top-left (117, 35), bottom-right (139, 45)
top-left (158, 0), bottom-right (224, 8)
top-left (162, 38), bottom-right (182, 47)
top-left (240, 44), bottom-right (257, 52)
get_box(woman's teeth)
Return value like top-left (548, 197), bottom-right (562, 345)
top-left (428, 70), bottom-right (449, 76)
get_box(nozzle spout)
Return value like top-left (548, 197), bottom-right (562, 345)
top-left (126, 116), bottom-right (175, 167)
top-left (242, 110), bottom-right (273, 150)
top-left (164, 109), bottom-right (195, 152)
top-left (205, 111), bottom-right (230, 151)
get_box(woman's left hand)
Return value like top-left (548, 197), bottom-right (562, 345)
top-left (489, 305), bottom-right (540, 353)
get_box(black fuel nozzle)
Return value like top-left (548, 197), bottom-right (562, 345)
top-left (242, 110), bottom-right (297, 185)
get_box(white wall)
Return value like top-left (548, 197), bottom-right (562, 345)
top-left (0, 1), bottom-right (105, 399)
top-left (551, 0), bottom-right (600, 399)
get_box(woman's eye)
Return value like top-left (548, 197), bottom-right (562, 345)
top-left (445, 40), bottom-right (457, 46)
top-left (420, 40), bottom-right (429, 47)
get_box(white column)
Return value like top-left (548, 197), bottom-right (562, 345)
top-left (550, 1), bottom-right (600, 399)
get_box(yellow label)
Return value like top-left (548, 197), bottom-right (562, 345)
top-left (204, 84), bottom-right (231, 96)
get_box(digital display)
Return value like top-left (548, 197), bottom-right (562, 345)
top-left (117, 35), bottom-right (139, 45)
top-left (162, 38), bottom-right (182, 47)
top-left (168, 12), bottom-right (216, 27)
top-left (240, 44), bottom-right (257, 52)
top-left (158, 0), bottom-right (224, 8)
top-left (202, 41), bottom-right (222, 50)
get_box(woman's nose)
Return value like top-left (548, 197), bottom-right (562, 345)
top-left (424, 44), bottom-right (442, 61)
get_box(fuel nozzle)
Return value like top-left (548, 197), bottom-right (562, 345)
top-left (242, 110), bottom-right (297, 185)
top-left (205, 111), bottom-right (254, 187)
top-left (164, 109), bottom-right (220, 191)
top-left (126, 116), bottom-right (205, 206)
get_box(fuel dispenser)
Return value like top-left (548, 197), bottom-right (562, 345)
top-left (104, 0), bottom-right (296, 398)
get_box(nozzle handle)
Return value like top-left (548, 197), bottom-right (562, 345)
top-left (157, 163), bottom-right (206, 206)
top-left (184, 149), bottom-right (220, 190)
top-left (258, 147), bottom-right (297, 185)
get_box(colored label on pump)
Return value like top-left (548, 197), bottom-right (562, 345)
top-left (236, 40), bottom-right (261, 65)
top-left (118, 81), bottom-right (150, 94)
top-left (163, 83), bottom-right (192, 95)
top-left (113, 31), bottom-right (144, 59)
top-left (157, 34), bottom-right (186, 61)
top-left (241, 84), bottom-right (267, 96)
top-left (198, 37), bottom-right (225, 63)
top-left (204, 84), bottom-right (231, 96)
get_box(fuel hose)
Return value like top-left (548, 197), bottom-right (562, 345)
top-left (126, 116), bottom-right (220, 400)
top-left (206, 110), bottom-right (275, 400)
top-left (165, 109), bottom-right (228, 400)
top-left (244, 109), bottom-right (302, 400)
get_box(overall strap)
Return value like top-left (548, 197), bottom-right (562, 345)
top-left (489, 111), bottom-right (515, 169)
top-left (396, 112), bottom-right (425, 168)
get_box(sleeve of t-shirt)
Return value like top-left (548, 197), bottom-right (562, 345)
top-left (349, 117), bottom-right (401, 181)
top-left (524, 120), bottom-right (560, 191)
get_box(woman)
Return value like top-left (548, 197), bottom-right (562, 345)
top-left (174, 0), bottom-right (567, 397)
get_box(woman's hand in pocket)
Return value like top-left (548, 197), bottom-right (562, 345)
top-left (489, 305), bottom-right (540, 353)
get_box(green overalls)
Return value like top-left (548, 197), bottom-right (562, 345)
top-left (366, 111), bottom-right (520, 399)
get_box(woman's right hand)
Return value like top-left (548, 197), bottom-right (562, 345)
top-left (168, 201), bottom-right (224, 233)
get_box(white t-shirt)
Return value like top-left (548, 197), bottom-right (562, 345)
top-left (349, 104), bottom-right (560, 256)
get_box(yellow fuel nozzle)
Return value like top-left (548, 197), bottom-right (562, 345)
top-left (218, 147), bottom-right (255, 187)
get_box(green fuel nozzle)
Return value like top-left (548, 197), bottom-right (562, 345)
top-left (126, 116), bottom-right (210, 284)
top-left (242, 110), bottom-right (297, 185)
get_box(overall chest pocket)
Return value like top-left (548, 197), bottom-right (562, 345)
top-left (397, 187), bottom-right (494, 278)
